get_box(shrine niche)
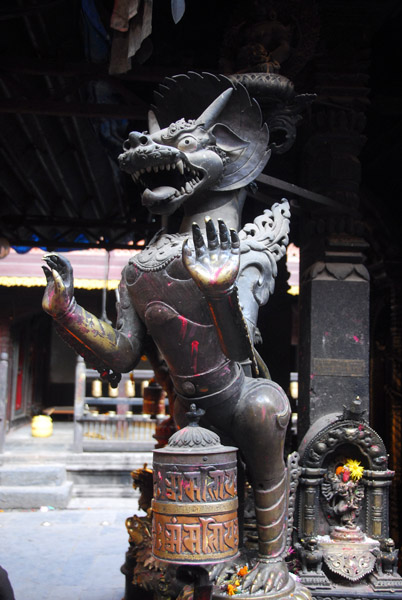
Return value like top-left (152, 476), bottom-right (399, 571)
top-left (295, 400), bottom-right (402, 593)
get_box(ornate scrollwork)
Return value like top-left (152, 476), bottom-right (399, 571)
top-left (323, 548), bottom-right (376, 582)
top-left (302, 419), bottom-right (387, 470)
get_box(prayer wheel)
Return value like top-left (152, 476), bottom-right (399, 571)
top-left (152, 404), bottom-right (239, 564)
top-left (143, 379), bottom-right (165, 416)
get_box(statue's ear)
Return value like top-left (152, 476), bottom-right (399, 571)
top-left (211, 123), bottom-right (249, 153)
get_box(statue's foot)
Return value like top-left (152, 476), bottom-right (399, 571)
top-left (210, 553), bottom-right (312, 599)
top-left (207, 556), bottom-right (245, 586)
top-left (242, 558), bottom-right (289, 595)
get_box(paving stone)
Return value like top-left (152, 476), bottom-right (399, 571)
top-left (0, 506), bottom-right (132, 600)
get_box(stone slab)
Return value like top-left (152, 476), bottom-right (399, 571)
top-left (0, 463), bottom-right (66, 486)
top-left (0, 481), bottom-right (73, 509)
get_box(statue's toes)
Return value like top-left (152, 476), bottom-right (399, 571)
top-left (242, 568), bottom-right (259, 592)
top-left (272, 569), bottom-right (286, 592)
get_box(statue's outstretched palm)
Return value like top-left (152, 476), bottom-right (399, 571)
top-left (182, 218), bottom-right (240, 296)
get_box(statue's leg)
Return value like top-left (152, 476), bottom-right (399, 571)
top-left (173, 378), bottom-right (292, 593)
top-left (228, 377), bottom-right (291, 593)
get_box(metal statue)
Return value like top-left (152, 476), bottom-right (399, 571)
top-left (42, 73), bottom-right (302, 598)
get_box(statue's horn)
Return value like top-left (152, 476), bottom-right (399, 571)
top-left (195, 88), bottom-right (233, 129)
top-left (148, 110), bottom-right (160, 134)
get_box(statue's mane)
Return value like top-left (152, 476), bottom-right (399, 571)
top-left (152, 72), bottom-right (270, 191)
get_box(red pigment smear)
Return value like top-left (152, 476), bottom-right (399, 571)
top-left (191, 340), bottom-right (199, 373)
top-left (178, 315), bottom-right (187, 340)
top-left (211, 266), bottom-right (224, 284)
top-left (261, 405), bottom-right (266, 421)
top-left (353, 335), bottom-right (360, 343)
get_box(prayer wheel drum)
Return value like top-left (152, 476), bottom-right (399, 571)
top-left (152, 405), bottom-right (239, 564)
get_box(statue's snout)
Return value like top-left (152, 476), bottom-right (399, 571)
top-left (123, 132), bottom-right (151, 151)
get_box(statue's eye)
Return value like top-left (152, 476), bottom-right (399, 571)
top-left (177, 136), bottom-right (197, 152)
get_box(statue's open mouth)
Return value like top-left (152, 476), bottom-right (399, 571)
top-left (133, 159), bottom-right (204, 206)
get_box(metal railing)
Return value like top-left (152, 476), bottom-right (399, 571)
top-left (73, 356), bottom-right (162, 452)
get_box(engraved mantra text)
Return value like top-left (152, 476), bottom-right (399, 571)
top-left (154, 464), bottom-right (237, 502)
top-left (153, 513), bottom-right (238, 557)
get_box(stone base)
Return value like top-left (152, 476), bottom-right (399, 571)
top-left (330, 526), bottom-right (365, 543)
top-left (312, 585), bottom-right (402, 600)
top-left (298, 572), bottom-right (332, 590)
top-left (369, 571), bottom-right (402, 592)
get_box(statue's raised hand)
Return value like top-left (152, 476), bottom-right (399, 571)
top-left (182, 218), bottom-right (240, 296)
top-left (42, 253), bottom-right (75, 319)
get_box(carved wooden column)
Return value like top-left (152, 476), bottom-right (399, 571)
top-left (388, 281), bottom-right (402, 547)
top-left (296, 0), bottom-right (372, 442)
top-left (371, 270), bottom-right (402, 548)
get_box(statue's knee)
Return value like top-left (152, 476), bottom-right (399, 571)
top-left (236, 379), bottom-right (291, 434)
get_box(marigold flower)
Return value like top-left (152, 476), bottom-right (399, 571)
top-left (237, 566), bottom-right (249, 577)
top-left (227, 584), bottom-right (237, 595)
top-left (344, 459), bottom-right (364, 481)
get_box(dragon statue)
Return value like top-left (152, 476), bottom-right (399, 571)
top-left (42, 73), bottom-right (309, 599)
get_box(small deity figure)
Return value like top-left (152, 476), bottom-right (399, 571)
top-left (297, 538), bottom-right (324, 575)
top-left (42, 73), bottom-right (298, 596)
top-left (374, 538), bottom-right (399, 577)
top-left (321, 459), bottom-right (365, 530)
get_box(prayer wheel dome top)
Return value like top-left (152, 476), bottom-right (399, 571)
top-left (161, 404), bottom-right (236, 453)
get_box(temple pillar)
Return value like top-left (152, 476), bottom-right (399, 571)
top-left (0, 317), bottom-right (12, 453)
top-left (297, 236), bottom-right (370, 442)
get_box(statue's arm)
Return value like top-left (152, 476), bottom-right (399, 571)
top-left (182, 219), bottom-right (256, 367)
top-left (42, 254), bottom-right (145, 374)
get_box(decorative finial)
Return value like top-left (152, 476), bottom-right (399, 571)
top-left (186, 403), bottom-right (205, 427)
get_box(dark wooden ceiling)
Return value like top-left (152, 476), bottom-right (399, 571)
top-left (0, 0), bottom-right (401, 258)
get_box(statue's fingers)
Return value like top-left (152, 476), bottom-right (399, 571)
top-left (230, 229), bottom-right (240, 254)
top-left (192, 222), bottom-right (207, 257)
top-left (182, 239), bottom-right (195, 267)
top-left (53, 253), bottom-right (73, 279)
top-left (51, 268), bottom-right (66, 292)
top-left (45, 253), bottom-right (73, 280)
top-left (205, 217), bottom-right (219, 251)
top-left (218, 219), bottom-right (230, 250)
top-left (43, 255), bottom-right (59, 271)
top-left (42, 265), bottom-right (53, 284)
